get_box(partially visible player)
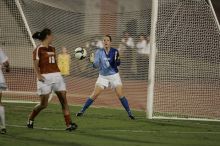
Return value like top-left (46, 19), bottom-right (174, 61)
top-left (76, 35), bottom-right (135, 119)
top-left (58, 47), bottom-right (70, 76)
top-left (27, 28), bottom-right (77, 131)
top-left (0, 47), bottom-right (10, 134)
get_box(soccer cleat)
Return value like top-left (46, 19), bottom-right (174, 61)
top-left (129, 115), bottom-right (135, 120)
top-left (66, 123), bottom-right (78, 131)
top-left (0, 128), bottom-right (6, 134)
top-left (76, 112), bottom-right (84, 117)
top-left (27, 120), bottom-right (34, 129)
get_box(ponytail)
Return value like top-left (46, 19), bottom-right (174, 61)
top-left (32, 28), bottom-right (51, 41)
top-left (32, 32), bottom-right (42, 40)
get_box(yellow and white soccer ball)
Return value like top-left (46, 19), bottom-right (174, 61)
top-left (74, 47), bottom-right (87, 60)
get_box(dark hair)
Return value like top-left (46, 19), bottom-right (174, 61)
top-left (105, 34), bottom-right (112, 42)
top-left (32, 28), bottom-right (52, 41)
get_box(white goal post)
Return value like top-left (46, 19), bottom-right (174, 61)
top-left (15, 0), bottom-right (36, 48)
top-left (207, 0), bottom-right (220, 32)
top-left (147, 0), bottom-right (158, 119)
top-left (147, 0), bottom-right (220, 121)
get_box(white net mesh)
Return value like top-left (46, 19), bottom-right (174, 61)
top-left (1, 0), bottom-right (152, 110)
top-left (0, 0), bottom-right (36, 101)
top-left (154, 0), bottom-right (220, 119)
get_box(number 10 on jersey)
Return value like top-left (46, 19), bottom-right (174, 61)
top-left (49, 56), bottom-right (55, 63)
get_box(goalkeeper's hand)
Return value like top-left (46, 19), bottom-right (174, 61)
top-left (115, 51), bottom-right (120, 66)
top-left (89, 53), bottom-right (95, 63)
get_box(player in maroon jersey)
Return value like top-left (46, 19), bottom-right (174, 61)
top-left (27, 28), bottom-right (77, 131)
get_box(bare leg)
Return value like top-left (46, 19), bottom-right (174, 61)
top-left (115, 85), bottom-right (123, 98)
top-left (91, 85), bottom-right (104, 100)
top-left (55, 91), bottom-right (71, 126)
top-left (28, 94), bottom-right (49, 121)
top-left (55, 91), bottom-right (77, 130)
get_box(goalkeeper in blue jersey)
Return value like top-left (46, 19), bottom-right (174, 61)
top-left (76, 35), bottom-right (135, 119)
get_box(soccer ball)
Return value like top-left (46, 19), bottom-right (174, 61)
top-left (74, 47), bottom-right (87, 60)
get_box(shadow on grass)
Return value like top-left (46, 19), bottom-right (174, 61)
top-left (77, 130), bottom-right (164, 145)
top-left (3, 133), bottom-right (86, 146)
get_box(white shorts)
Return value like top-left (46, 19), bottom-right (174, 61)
top-left (0, 69), bottom-right (7, 91)
top-left (37, 72), bottom-right (66, 95)
top-left (96, 73), bottom-right (122, 89)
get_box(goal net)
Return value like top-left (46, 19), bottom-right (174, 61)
top-left (1, 0), bottom-right (151, 110)
top-left (1, 0), bottom-right (219, 121)
top-left (0, 0), bottom-right (36, 103)
top-left (153, 0), bottom-right (220, 121)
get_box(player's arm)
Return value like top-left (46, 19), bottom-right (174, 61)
top-left (53, 47), bottom-right (58, 63)
top-left (115, 50), bottom-right (120, 66)
top-left (90, 50), bottom-right (100, 68)
top-left (33, 60), bottom-right (45, 82)
top-left (33, 49), bottom-right (45, 82)
top-left (33, 60), bottom-right (40, 76)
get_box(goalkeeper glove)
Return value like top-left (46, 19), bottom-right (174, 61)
top-left (89, 53), bottom-right (95, 63)
top-left (115, 52), bottom-right (120, 66)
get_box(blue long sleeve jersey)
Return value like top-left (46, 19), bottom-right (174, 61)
top-left (93, 48), bottom-right (120, 76)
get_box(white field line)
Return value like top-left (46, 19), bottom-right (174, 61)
top-left (7, 124), bottom-right (64, 131)
top-left (101, 129), bottom-right (220, 134)
top-left (7, 124), bottom-right (220, 134)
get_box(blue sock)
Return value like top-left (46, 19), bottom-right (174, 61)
top-left (80, 97), bottom-right (94, 113)
top-left (119, 96), bottom-right (132, 116)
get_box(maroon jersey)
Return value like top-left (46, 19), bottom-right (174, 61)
top-left (33, 45), bottom-right (60, 74)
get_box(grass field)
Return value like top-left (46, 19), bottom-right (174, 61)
top-left (0, 103), bottom-right (220, 146)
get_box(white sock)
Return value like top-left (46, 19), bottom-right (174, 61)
top-left (0, 105), bottom-right (6, 129)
